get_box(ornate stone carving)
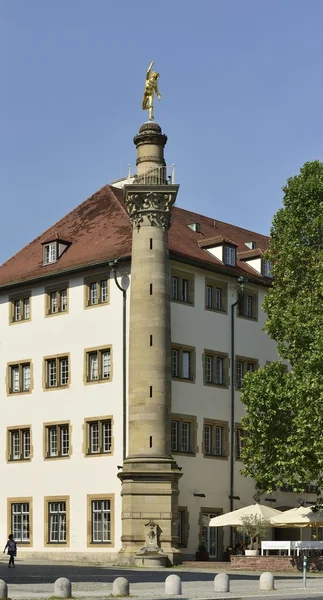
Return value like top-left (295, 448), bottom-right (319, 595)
top-left (125, 191), bottom-right (176, 230)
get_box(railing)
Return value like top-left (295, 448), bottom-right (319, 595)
top-left (127, 164), bottom-right (175, 185)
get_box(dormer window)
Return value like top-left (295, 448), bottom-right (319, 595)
top-left (245, 241), bottom-right (256, 250)
top-left (263, 260), bottom-right (272, 278)
top-left (42, 237), bottom-right (70, 266)
top-left (224, 246), bottom-right (236, 266)
top-left (44, 242), bottom-right (57, 264)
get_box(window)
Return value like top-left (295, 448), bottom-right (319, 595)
top-left (45, 498), bottom-right (69, 545)
top-left (91, 499), bottom-right (111, 543)
top-left (311, 527), bottom-right (323, 542)
top-left (85, 347), bottom-right (112, 383)
top-left (171, 269), bottom-right (194, 305)
top-left (236, 357), bottom-right (258, 388)
top-left (45, 285), bottom-right (68, 315)
top-left (45, 423), bottom-right (70, 458)
top-left (7, 361), bottom-right (32, 394)
top-left (9, 293), bottom-right (31, 323)
top-left (44, 355), bottom-right (69, 389)
top-left (85, 275), bottom-right (109, 307)
top-left (9, 501), bottom-right (31, 543)
top-left (171, 415), bottom-right (196, 454)
top-left (205, 279), bottom-right (227, 312)
top-left (203, 351), bottom-right (228, 386)
top-left (235, 427), bottom-right (246, 459)
top-left (171, 345), bottom-right (195, 381)
top-left (203, 420), bottom-right (228, 458)
top-left (85, 418), bottom-right (113, 456)
top-left (263, 260), bottom-right (272, 277)
top-left (7, 427), bottom-right (31, 461)
top-left (178, 507), bottom-right (189, 547)
top-left (43, 242), bottom-right (57, 264)
top-left (238, 290), bottom-right (258, 319)
top-left (224, 246), bottom-right (236, 266)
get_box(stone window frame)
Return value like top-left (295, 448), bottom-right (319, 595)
top-left (171, 268), bottom-right (195, 306)
top-left (45, 282), bottom-right (69, 318)
top-left (202, 418), bottom-right (229, 460)
top-left (178, 506), bottom-right (189, 548)
top-left (83, 345), bottom-right (113, 385)
top-left (203, 350), bottom-right (230, 388)
top-left (44, 495), bottom-right (70, 547)
top-left (43, 353), bottom-right (70, 391)
top-left (43, 421), bottom-right (72, 461)
top-left (6, 359), bottom-right (33, 396)
top-left (84, 272), bottom-right (110, 309)
top-left (171, 343), bottom-right (196, 383)
top-left (237, 288), bottom-right (258, 321)
top-left (205, 278), bottom-right (228, 313)
top-left (235, 356), bottom-right (259, 390)
top-left (86, 493), bottom-right (115, 547)
top-left (7, 497), bottom-right (33, 546)
top-left (9, 291), bottom-right (31, 325)
top-left (6, 425), bottom-right (33, 463)
top-left (83, 415), bottom-right (114, 458)
top-left (171, 413), bottom-right (197, 457)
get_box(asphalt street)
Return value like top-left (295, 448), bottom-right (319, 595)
top-left (0, 561), bottom-right (322, 600)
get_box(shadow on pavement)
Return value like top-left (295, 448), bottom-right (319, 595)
top-left (0, 562), bottom-right (310, 586)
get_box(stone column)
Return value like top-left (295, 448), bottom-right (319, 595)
top-left (118, 122), bottom-right (182, 565)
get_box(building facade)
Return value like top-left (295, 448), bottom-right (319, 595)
top-left (0, 120), bottom-right (316, 563)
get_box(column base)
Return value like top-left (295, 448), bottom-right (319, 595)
top-left (118, 455), bottom-right (183, 563)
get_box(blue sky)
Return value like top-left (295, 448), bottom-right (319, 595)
top-left (1, 0), bottom-right (322, 264)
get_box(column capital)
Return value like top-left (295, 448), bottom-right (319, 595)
top-left (124, 185), bottom-right (179, 230)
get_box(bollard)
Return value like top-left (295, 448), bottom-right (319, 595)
top-left (54, 577), bottom-right (72, 598)
top-left (165, 574), bottom-right (182, 595)
top-left (112, 577), bottom-right (130, 596)
top-left (0, 580), bottom-right (7, 600)
top-left (259, 572), bottom-right (275, 591)
top-left (214, 573), bottom-right (230, 593)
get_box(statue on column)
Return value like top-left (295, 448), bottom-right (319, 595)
top-left (142, 61), bottom-right (161, 121)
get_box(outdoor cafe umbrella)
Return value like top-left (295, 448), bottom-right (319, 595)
top-left (270, 505), bottom-right (323, 528)
top-left (209, 503), bottom-right (282, 527)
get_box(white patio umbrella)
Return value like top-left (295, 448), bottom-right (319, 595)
top-left (270, 505), bottom-right (323, 528)
top-left (209, 503), bottom-right (282, 527)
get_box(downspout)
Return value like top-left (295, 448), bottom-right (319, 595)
top-left (111, 262), bottom-right (127, 461)
top-left (230, 276), bottom-right (246, 546)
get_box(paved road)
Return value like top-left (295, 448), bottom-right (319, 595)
top-left (0, 560), bottom-right (322, 599)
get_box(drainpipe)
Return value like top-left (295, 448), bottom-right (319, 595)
top-left (230, 276), bottom-right (247, 546)
top-left (110, 261), bottom-right (127, 461)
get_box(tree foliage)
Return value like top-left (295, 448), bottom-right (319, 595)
top-left (241, 161), bottom-right (323, 503)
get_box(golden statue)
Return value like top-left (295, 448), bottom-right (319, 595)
top-left (142, 61), bottom-right (161, 121)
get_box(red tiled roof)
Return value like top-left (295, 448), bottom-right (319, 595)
top-left (237, 248), bottom-right (265, 260)
top-left (0, 185), bottom-right (270, 289)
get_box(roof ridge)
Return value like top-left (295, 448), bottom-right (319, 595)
top-left (173, 205), bottom-right (270, 240)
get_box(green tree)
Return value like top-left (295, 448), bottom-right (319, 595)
top-left (241, 161), bottom-right (323, 503)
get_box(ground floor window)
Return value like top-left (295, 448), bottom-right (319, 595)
top-left (87, 495), bottom-right (114, 545)
top-left (45, 497), bottom-right (69, 545)
top-left (11, 502), bottom-right (30, 542)
top-left (91, 499), bottom-right (111, 543)
top-left (312, 527), bottom-right (323, 541)
top-left (48, 501), bottom-right (67, 543)
top-left (178, 507), bottom-right (189, 547)
top-left (201, 511), bottom-right (219, 558)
